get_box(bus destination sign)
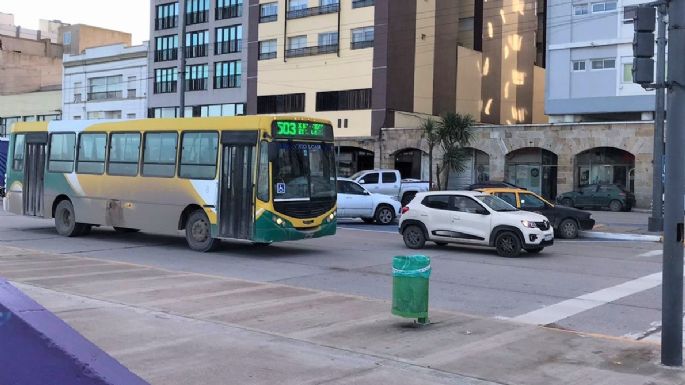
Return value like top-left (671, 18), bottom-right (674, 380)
top-left (273, 120), bottom-right (332, 140)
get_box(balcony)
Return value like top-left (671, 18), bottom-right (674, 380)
top-left (185, 78), bottom-right (208, 91)
top-left (214, 75), bottom-right (241, 89)
top-left (258, 51), bottom-right (277, 60)
top-left (186, 10), bottom-right (208, 25)
top-left (155, 16), bottom-right (178, 30)
top-left (351, 40), bottom-right (374, 50)
top-left (87, 91), bottom-right (122, 101)
top-left (352, 0), bottom-right (374, 8)
top-left (287, 3), bottom-right (339, 20)
top-left (216, 5), bottom-right (242, 20)
top-left (154, 48), bottom-right (178, 62)
top-left (215, 40), bottom-right (242, 55)
top-left (184, 44), bottom-right (208, 58)
top-left (285, 44), bottom-right (338, 58)
top-left (259, 14), bottom-right (277, 23)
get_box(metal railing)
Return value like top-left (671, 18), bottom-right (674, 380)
top-left (216, 5), bottom-right (242, 19)
top-left (154, 48), bottom-right (178, 62)
top-left (287, 3), bottom-right (339, 20)
top-left (285, 44), bottom-right (338, 58)
top-left (259, 14), bottom-right (277, 23)
top-left (215, 40), bottom-right (242, 55)
top-left (185, 78), bottom-right (208, 91)
top-left (87, 91), bottom-right (122, 101)
top-left (214, 75), bottom-right (241, 89)
top-left (258, 51), bottom-right (277, 60)
top-left (351, 40), bottom-right (374, 50)
top-left (155, 16), bottom-right (178, 30)
top-left (186, 10), bottom-right (208, 25)
top-left (352, 0), bottom-right (374, 8)
top-left (184, 44), bottom-right (208, 58)
top-left (154, 81), bottom-right (177, 94)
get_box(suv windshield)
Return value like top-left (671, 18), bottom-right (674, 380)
top-left (476, 195), bottom-right (517, 212)
top-left (272, 141), bottom-right (336, 201)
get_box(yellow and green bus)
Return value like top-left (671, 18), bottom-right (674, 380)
top-left (3, 116), bottom-right (338, 251)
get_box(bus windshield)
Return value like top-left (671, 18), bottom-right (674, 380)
top-left (272, 141), bottom-right (336, 201)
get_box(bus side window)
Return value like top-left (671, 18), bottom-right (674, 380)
top-left (179, 132), bottom-right (218, 179)
top-left (143, 132), bottom-right (178, 177)
top-left (256, 141), bottom-right (270, 201)
top-left (77, 133), bottom-right (107, 174)
top-left (108, 133), bottom-right (141, 176)
top-left (12, 134), bottom-right (25, 171)
top-left (48, 133), bottom-right (76, 173)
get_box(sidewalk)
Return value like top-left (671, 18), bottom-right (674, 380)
top-left (580, 210), bottom-right (663, 241)
top-left (1, 245), bottom-right (683, 385)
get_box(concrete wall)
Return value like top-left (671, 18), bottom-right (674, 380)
top-left (62, 25), bottom-right (132, 55)
top-left (0, 35), bottom-right (63, 57)
top-left (456, 46), bottom-right (482, 119)
top-left (0, 51), bottom-right (62, 95)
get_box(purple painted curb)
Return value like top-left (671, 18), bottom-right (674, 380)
top-left (0, 278), bottom-right (149, 385)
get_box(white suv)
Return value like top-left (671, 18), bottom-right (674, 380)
top-left (399, 191), bottom-right (554, 257)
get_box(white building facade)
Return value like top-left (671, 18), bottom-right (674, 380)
top-left (63, 43), bottom-right (148, 120)
top-left (546, 0), bottom-right (657, 122)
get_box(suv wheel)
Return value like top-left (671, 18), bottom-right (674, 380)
top-left (558, 219), bottom-right (578, 239)
top-left (402, 225), bottom-right (426, 249)
top-left (609, 200), bottom-right (623, 212)
top-left (495, 231), bottom-right (522, 258)
top-left (375, 205), bottom-right (395, 225)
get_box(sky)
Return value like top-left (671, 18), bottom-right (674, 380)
top-left (4, 0), bottom-right (150, 44)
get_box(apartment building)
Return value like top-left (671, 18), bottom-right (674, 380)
top-left (546, 0), bottom-right (655, 122)
top-left (63, 43), bottom-right (149, 120)
top-left (148, 0), bottom-right (248, 118)
top-left (248, 0), bottom-right (547, 177)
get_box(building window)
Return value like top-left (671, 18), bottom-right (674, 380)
top-left (143, 132), bottom-right (178, 177)
top-left (88, 76), bottom-right (122, 100)
top-left (286, 34), bottom-right (337, 58)
top-left (155, 35), bottom-right (178, 62)
top-left (591, 58), bottom-right (616, 70)
top-left (186, 64), bottom-right (209, 91)
top-left (259, 39), bottom-right (277, 60)
top-left (127, 113), bottom-right (136, 119)
top-left (217, 0), bottom-right (242, 20)
top-left (108, 133), bottom-right (141, 176)
top-left (200, 103), bottom-right (245, 116)
top-left (185, 30), bottom-right (209, 58)
top-left (155, 2), bottom-right (179, 30)
top-left (591, 1), bottom-right (617, 13)
top-left (352, 0), bottom-right (374, 8)
top-left (318, 32), bottom-right (338, 46)
top-left (573, 4), bottom-right (589, 15)
top-left (289, 0), bottom-right (308, 11)
top-left (316, 89), bottom-right (372, 111)
top-left (260, 2), bottom-right (278, 22)
top-left (151, 107), bottom-right (179, 118)
top-left (73, 81), bottom-right (82, 103)
top-left (623, 6), bottom-right (637, 23)
top-left (63, 31), bottom-right (72, 45)
top-left (572, 60), bottom-right (586, 71)
top-left (87, 111), bottom-right (122, 119)
top-left (215, 25), bottom-right (242, 54)
top-left (287, 0), bottom-right (339, 19)
top-left (214, 60), bottom-right (241, 89)
top-left (77, 133), bottom-right (107, 174)
top-left (154, 68), bottom-right (178, 94)
top-left (257, 93), bottom-right (305, 114)
top-left (48, 133), bottom-right (76, 173)
top-left (186, 0), bottom-right (209, 25)
top-left (351, 26), bottom-right (374, 49)
top-left (623, 63), bottom-right (633, 83)
top-left (288, 35), bottom-right (307, 50)
top-left (37, 115), bottom-right (59, 122)
top-left (179, 132), bottom-right (219, 179)
top-left (127, 76), bottom-right (137, 99)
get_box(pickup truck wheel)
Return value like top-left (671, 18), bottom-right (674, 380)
top-left (401, 192), bottom-right (416, 207)
top-left (403, 225), bottom-right (426, 249)
top-left (362, 218), bottom-right (375, 224)
top-left (495, 231), bottom-right (522, 258)
top-left (374, 205), bottom-right (395, 225)
top-left (558, 219), bottom-right (578, 239)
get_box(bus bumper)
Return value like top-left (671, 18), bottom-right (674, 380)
top-left (254, 211), bottom-right (337, 243)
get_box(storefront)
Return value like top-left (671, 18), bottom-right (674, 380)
top-left (575, 147), bottom-right (635, 192)
top-left (505, 148), bottom-right (558, 199)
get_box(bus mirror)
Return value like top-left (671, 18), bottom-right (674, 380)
top-left (268, 142), bottom-right (279, 161)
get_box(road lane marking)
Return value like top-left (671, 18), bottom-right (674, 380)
top-left (510, 271), bottom-right (668, 326)
top-left (637, 250), bottom-right (662, 258)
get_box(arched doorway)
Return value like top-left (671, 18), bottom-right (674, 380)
top-left (336, 146), bottom-right (374, 177)
top-left (448, 148), bottom-right (490, 189)
top-left (505, 147), bottom-right (558, 199)
top-left (575, 147), bottom-right (635, 192)
top-left (394, 148), bottom-right (425, 180)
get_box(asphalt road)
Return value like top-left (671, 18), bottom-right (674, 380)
top-left (0, 209), bottom-right (671, 342)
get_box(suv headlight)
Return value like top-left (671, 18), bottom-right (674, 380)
top-left (521, 220), bottom-right (537, 228)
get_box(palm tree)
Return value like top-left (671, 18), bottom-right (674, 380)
top-left (436, 113), bottom-right (474, 190)
top-left (420, 117), bottom-right (439, 190)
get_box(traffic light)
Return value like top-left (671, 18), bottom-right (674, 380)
top-left (633, 6), bottom-right (656, 85)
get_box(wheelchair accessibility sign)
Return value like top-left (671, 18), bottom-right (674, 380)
top-left (276, 183), bottom-right (286, 194)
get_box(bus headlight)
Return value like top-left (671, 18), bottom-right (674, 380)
top-left (276, 218), bottom-right (284, 226)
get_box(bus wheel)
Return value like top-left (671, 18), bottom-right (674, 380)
top-left (185, 210), bottom-right (221, 252)
top-left (114, 227), bottom-right (140, 233)
top-left (54, 200), bottom-right (88, 237)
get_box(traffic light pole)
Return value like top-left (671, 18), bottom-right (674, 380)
top-left (649, 5), bottom-right (667, 232)
top-left (662, 0), bottom-right (685, 367)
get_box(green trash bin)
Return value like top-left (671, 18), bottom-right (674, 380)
top-left (391, 255), bottom-right (431, 324)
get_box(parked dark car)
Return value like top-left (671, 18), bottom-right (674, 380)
top-left (468, 181), bottom-right (526, 190)
top-left (557, 184), bottom-right (635, 212)
top-left (479, 188), bottom-right (595, 239)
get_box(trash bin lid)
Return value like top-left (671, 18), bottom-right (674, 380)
top-left (392, 255), bottom-right (431, 277)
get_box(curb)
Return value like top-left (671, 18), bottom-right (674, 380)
top-left (579, 230), bottom-right (662, 242)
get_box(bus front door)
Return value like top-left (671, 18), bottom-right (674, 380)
top-left (23, 133), bottom-right (48, 217)
top-left (219, 132), bottom-right (257, 240)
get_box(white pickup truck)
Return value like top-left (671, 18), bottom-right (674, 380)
top-left (349, 169), bottom-right (430, 206)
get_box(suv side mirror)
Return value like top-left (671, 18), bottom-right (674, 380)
top-left (363, 190), bottom-right (370, 195)
top-left (477, 208), bottom-right (490, 215)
